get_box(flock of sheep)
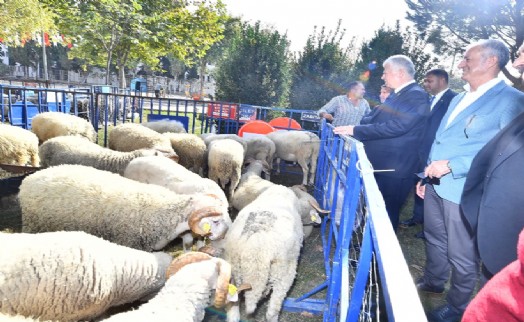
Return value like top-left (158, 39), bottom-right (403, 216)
top-left (0, 112), bottom-right (326, 322)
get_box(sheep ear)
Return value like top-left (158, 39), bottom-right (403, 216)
top-left (188, 206), bottom-right (222, 236)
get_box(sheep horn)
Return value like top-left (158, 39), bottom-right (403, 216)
top-left (188, 206), bottom-right (223, 236)
top-left (308, 199), bottom-right (330, 214)
top-left (165, 251), bottom-right (212, 279)
top-left (213, 259), bottom-right (232, 308)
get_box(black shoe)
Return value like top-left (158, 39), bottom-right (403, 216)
top-left (415, 231), bottom-right (425, 239)
top-left (426, 304), bottom-right (462, 322)
top-left (399, 218), bottom-right (420, 228)
top-left (415, 278), bottom-right (444, 294)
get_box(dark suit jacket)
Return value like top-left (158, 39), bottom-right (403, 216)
top-left (353, 82), bottom-right (430, 178)
top-left (461, 111), bottom-right (524, 275)
top-left (418, 89), bottom-right (458, 170)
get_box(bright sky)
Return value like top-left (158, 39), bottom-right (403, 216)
top-left (221, 0), bottom-right (411, 52)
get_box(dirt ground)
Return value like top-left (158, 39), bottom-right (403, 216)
top-left (0, 167), bottom-right (450, 321)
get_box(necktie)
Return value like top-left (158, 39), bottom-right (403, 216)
top-left (429, 95), bottom-right (435, 105)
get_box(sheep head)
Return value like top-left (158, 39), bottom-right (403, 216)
top-left (188, 209), bottom-right (230, 242)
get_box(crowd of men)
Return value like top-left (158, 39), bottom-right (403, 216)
top-left (319, 39), bottom-right (524, 322)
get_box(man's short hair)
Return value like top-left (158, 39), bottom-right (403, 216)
top-left (348, 81), bottom-right (364, 91)
top-left (426, 69), bottom-right (449, 83)
top-left (383, 55), bottom-right (416, 78)
top-left (470, 39), bottom-right (510, 70)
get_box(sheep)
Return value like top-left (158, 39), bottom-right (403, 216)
top-left (142, 119), bottom-right (187, 133)
top-left (31, 111), bottom-right (97, 143)
top-left (267, 130), bottom-right (320, 186)
top-left (231, 160), bottom-right (325, 238)
top-left (0, 231), bottom-right (173, 321)
top-left (230, 158), bottom-right (273, 211)
top-left (244, 135), bottom-right (276, 179)
top-left (223, 184), bottom-right (304, 322)
top-left (108, 122), bottom-right (176, 155)
top-left (163, 132), bottom-right (207, 175)
top-left (102, 252), bottom-right (243, 322)
top-left (39, 135), bottom-right (178, 175)
top-left (123, 156), bottom-right (230, 251)
top-left (19, 164), bottom-right (229, 251)
top-left (0, 123), bottom-right (40, 166)
top-left (207, 139), bottom-right (244, 199)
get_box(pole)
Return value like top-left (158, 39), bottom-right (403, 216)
top-left (41, 31), bottom-right (49, 87)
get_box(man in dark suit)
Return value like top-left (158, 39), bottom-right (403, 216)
top-left (461, 44), bottom-right (524, 285)
top-left (334, 55), bottom-right (430, 231)
top-left (400, 69), bottom-right (458, 238)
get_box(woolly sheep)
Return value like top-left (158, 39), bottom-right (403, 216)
top-left (31, 111), bottom-right (97, 143)
top-left (39, 135), bottom-right (177, 175)
top-left (19, 164), bottom-right (229, 251)
top-left (108, 123), bottom-right (175, 155)
top-left (163, 132), bottom-right (207, 175)
top-left (0, 123), bottom-right (39, 166)
top-left (289, 185), bottom-right (327, 238)
top-left (244, 135), bottom-right (276, 178)
top-left (267, 130), bottom-right (320, 186)
top-left (102, 252), bottom-right (241, 322)
top-left (123, 156), bottom-right (230, 251)
top-left (142, 119), bottom-right (187, 134)
top-left (207, 139), bottom-right (244, 199)
top-left (230, 159), bottom-right (273, 211)
top-left (223, 184), bottom-right (303, 322)
top-left (0, 231), bottom-right (173, 321)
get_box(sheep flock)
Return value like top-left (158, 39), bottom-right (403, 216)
top-left (0, 112), bottom-right (326, 322)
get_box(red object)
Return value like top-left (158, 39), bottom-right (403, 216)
top-left (269, 117), bottom-right (302, 130)
top-left (207, 103), bottom-right (238, 119)
top-left (238, 120), bottom-right (275, 137)
top-left (462, 228), bottom-right (524, 321)
top-left (44, 33), bottom-right (51, 47)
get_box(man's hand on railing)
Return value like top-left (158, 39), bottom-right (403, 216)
top-left (333, 125), bottom-right (354, 136)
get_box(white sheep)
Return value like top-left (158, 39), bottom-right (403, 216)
top-left (267, 130), bottom-right (320, 186)
top-left (0, 123), bottom-right (40, 166)
top-left (31, 111), bottom-right (97, 143)
top-left (102, 252), bottom-right (240, 322)
top-left (230, 159), bottom-right (273, 211)
top-left (39, 135), bottom-right (177, 175)
top-left (207, 139), bottom-right (244, 199)
top-left (223, 184), bottom-right (303, 322)
top-left (244, 135), bottom-right (276, 179)
top-left (163, 132), bottom-right (207, 175)
top-left (230, 160), bottom-right (325, 238)
top-left (142, 119), bottom-right (187, 133)
top-left (108, 123), bottom-right (175, 155)
top-left (19, 164), bottom-right (229, 251)
top-left (123, 156), bottom-right (230, 251)
top-left (0, 231), bottom-right (173, 321)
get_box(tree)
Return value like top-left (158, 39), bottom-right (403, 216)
top-left (354, 22), bottom-right (438, 104)
top-left (45, 0), bottom-right (226, 88)
top-left (214, 21), bottom-right (291, 107)
top-left (288, 21), bottom-right (356, 110)
top-left (0, 0), bottom-right (57, 45)
top-left (405, 0), bottom-right (524, 89)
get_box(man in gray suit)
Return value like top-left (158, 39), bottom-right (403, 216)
top-left (416, 39), bottom-right (524, 322)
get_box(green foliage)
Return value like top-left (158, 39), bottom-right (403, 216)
top-left (214, 21), bottom-right (291, 107)
top-left (405, 0), bottom-right (523, 88)
top-left (354, 22), bottom-right (438, 102)
top-left (288, 21), bottom-right (356, 110)
top-left (43, 0), bottom-right (226, 87)
top-left (0, 0), bottom-right (57, 44)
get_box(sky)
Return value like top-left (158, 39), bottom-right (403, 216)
top-left (220, 0), bottom-right (412, 52)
